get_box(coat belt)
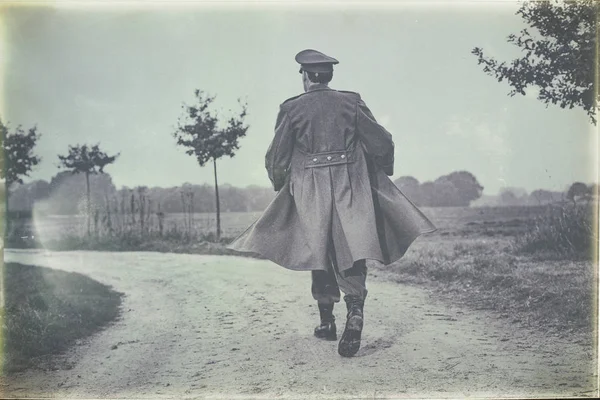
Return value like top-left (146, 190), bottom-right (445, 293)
top-left (303, 149), bottom-right (354, 169)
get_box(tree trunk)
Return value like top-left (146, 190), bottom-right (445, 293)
top-left (85, 171), bottom-right (91, 237)
top-left (4, 186), bottom-right (9, 245)
top-left (213, 158), bottom-right (221, 242)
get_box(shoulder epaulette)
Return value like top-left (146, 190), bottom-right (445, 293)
top-left (281, 92), bottom-right (308, 106)
top-left (336, 90), bottom-right (361, 98)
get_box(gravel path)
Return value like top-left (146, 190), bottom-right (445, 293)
top-left (2, 249), bottom-right (597, 399)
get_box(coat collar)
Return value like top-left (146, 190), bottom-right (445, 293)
top-left (307, 83), bottom-right (332, 93)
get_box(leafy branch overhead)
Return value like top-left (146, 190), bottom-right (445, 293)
top-left (472, 0), bottom-right (599, 123)
top-left (58, 144), bottom-right (120, 175)
top-left (0, 119), bottom-right (42, 187)
top-left (173, 89), bottom-right (249, 166)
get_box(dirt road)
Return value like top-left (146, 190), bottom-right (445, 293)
top-left (2, 249), bottom-right (597, 399)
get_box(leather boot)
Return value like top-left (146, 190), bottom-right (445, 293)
top-left (338, 295), bottom-right (364, 357)
top-left (314, 303), bottom-right (337, 340)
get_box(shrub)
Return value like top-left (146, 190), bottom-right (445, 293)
top-left (514, 203), bottom-right (597, 259)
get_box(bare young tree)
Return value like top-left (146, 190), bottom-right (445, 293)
top-left (58, 144), bottom-right (120, 236)
top-left (173, 89), bottom-right (248, 241)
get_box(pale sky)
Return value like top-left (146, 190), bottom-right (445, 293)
top-left (1, 1), bottom-right (596, 195)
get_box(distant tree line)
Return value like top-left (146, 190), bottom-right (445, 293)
top-left (8, 171), bottom-right (275, 215)
top-left (468, 183), bottom-right (596, 207)
top-left (394, 173), bottom-right (596, 208)
top-left (11, 170), bottom-right (485, 214)
top-left (394, 171), bottom-right (484, 207)
top-left (9, 169), bottom-right (596, 215)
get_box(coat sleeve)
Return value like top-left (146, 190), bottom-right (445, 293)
top-left (265, 105), bottom-right (294, 191)
top-left (356, 98), bottom-right (395, 176)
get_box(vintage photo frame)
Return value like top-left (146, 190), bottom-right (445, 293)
top-left (1, 0), bottom-right (598, 398)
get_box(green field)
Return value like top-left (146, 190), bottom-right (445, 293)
top-left (11, 205), bottom-right (548, 244)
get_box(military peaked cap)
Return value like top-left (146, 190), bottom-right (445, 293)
top-left (295, 49), bottom-right (339, 73)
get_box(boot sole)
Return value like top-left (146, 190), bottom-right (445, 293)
top-left (338, 315), bottom-right (363, 357)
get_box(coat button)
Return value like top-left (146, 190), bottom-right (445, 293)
top-left (341, 155), bottom-right (346, 159)
top-left (327, 156), bottom-right (332, 161)
top-left (313, 158), bottom-right (318, 162)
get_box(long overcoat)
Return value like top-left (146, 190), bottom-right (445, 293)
top-left (228, 83), bottom-right (436, 272)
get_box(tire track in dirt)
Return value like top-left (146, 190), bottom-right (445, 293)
top-left (2, 249), bottom-right (597, 399)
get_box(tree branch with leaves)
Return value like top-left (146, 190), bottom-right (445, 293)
top-left (173, 89), bottom-right (249, 241)
top-left (472, 0), bottom-right (599, 123)
top-left (0, 117), bottom-right (42, 239)
top-left (0, 118), bottom-right (42, 189)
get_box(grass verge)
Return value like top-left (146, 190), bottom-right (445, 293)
top-left (4, 231), bottom-right (264, 259)
top-left (6, 234), bottom-right (238, 255)
top-left (2, 262), bottom-right (123, 373)
top-left (380, 237), bottom-right (596, 340)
